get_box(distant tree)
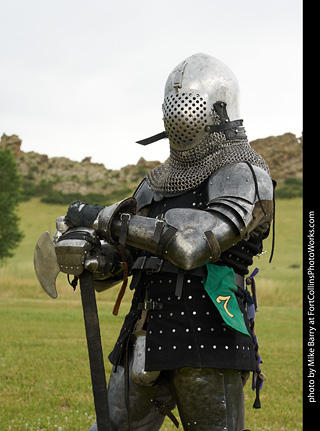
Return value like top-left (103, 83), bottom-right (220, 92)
top-left (0, 148), bottom-right (24, 261)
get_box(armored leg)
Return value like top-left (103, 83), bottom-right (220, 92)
top-left (88, 363), bottom-right (176, 431)
top-left (172, 367), bottom-right (246, 431)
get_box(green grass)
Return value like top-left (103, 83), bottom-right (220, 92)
top-left (0, 198), bottom-right (303, 430)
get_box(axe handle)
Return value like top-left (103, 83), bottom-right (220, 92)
top-left (79, 270), bottom-right (110, 431)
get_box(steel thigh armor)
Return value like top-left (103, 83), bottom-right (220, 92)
top-left (88, 361), bottom-right (174, 431)
top-left (172, 368), bottom-right (247, 431)
top-left (88, 366), bottom-right (247, 431)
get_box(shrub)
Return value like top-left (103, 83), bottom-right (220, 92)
top-left (275, 177), bottom-right (302, 199)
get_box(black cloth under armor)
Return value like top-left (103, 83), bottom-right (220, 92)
top-left (108, 180), bottom-right (260, 372)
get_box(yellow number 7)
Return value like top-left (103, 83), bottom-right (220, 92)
top-left (215, 295), bottom-right (234, 318)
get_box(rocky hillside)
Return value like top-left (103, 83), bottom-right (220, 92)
top-left (250, 133), bottom-right (302, 180)
top-left (1, 132), bottom-right (302, 204)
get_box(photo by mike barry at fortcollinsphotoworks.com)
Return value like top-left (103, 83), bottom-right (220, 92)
top-left (305, 210), bottom-right (317, 409)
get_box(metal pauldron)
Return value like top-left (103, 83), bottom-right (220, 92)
top-left (205, 162), bottom-right (274, 237)
top-left (206, 162), bottom-right (273, 211)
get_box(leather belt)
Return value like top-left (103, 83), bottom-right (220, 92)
top-left (131, 256), bottom-right (207, 297)
top-left (131, 256), bottom-right (246, 296)
top-left (132, 256), bottom-right (207, 276)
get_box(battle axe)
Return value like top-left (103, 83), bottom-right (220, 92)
top-left (34, 231), bottom-right (110, 430)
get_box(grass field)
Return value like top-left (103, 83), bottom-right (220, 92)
top-left (0, 198), bottom-right (303, 430)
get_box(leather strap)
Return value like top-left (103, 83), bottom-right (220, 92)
top-left (79, 270), bottom-right (110, 430)
top-left (155, 226), bottom-right (178, 257)
top-left (119, 213), bottom-right (131, 245)
top-left (112, 244), bottom-right (129, 316)
top-left (234, 272), bottom-right (246, 290)
top-left (136, 131), bottom-right (168, 146)
top-left (152, 399), bottom-right (179, 428)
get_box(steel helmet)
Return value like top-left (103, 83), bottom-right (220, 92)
top-left (162, 53), bottom-right (244, 151)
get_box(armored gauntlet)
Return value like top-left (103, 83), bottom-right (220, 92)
top-left (54, 227), bottom-right (110, 276)
top-left (53, 222), bottom-right (130, 292)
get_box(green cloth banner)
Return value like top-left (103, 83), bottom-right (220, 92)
top-left (204, 264), bottom-right (250, 337)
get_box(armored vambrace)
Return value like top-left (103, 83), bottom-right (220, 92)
top-left (95, 163), bottom-right (274, 271)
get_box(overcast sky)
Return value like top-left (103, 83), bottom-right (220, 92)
top-left (1, 0), bottom-right (302, 170)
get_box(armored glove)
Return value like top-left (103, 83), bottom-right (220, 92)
top-left (65, 201), bottom-right (105, 229)
top-left (54, 226), bottom-right (111, 276)
top-left (54, 219), bottom-right (132, 292)
top-left (54, 202), bottom-right (112, 278)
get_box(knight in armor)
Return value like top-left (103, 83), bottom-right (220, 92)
top-left (54, 53), bottom-right (274, 431)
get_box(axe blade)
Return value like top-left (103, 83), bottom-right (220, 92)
top-left (34, 231), bottom-right (60, 299)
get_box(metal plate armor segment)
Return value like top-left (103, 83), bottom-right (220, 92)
top-left (204, 162), bottom-right (273, 242)
top-left (133, 180), bottom-right (155, 212)
top-left (106, 360), bottom-right (170, 431)
top-left (207, 162), bottom-right (273, 203)
top-left (131, 330), bottom-right (161, 387)
top-left (111, 208), bottom-right (221, 270)
top-left (34, 231), bottom-right (60, 299)
top-left (55, 238), bottom-right (91, 275)
top-left (172, 368), bottom-right (245, 431)
top-left (96, 197), bottom-right (137, 244)
top-left (164, 208), bottom-right (220, 268)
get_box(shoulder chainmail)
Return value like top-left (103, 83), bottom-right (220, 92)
top-left (146, 131), bottom-right (270, 193)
